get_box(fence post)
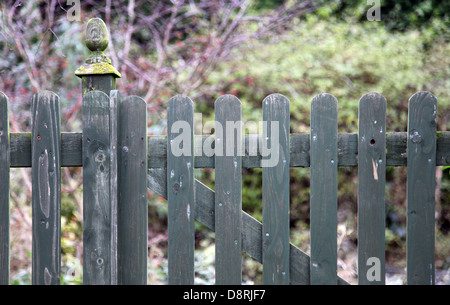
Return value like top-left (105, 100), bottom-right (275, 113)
top-left (75, 18), bottom-right (121, 285)
top-left (0, 92), bottom-right (9, 285)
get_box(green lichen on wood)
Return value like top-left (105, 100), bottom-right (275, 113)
top-left (75, 18), bottom-right (121, 78)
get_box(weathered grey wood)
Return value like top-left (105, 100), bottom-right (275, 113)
top-left (10, 132), bottom-right (82, 168)
top-left (31, 90), bottom-right (61, 285)
top-left (117, 93), bottom-right (148, 284)
top-left (0, 92), bottom-right (10, 285)
top-left (167, 95), bottom-right (195, 284)
top-left (109, 90), bottom-right (119, 285)
top-left (406, 91), bottom-right (437, 285)
top-left (148, 132), bottom-right (449, 168)
top-left (214, 95), bottom-right (242, 284)
top-left (262, 94), bottom-right (290, 285)
top-left (436, 132), bottom-right (450, 166)
top-left (8, 131), bottom-right (450, 168)
top-left (82, 90), bottom-right (113, 284)
top-left (77, 18), bottom-right (120, 285)
top-left (82, 76), bottom-right (117, 97)
top-left (146, 167), bottom-right (350, 285)
top-left (357, 92), bottom-right (386, 285)
top-left (310, 93), bottom-right (338, 285)
top-left (76, 18), bottom-right (120, 97)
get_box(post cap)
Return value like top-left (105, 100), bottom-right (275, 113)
top-left (75, 18), bottom-right (121, 78)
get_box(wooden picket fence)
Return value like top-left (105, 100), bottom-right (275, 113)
top-left (0, 18), bottom-right (449, 285)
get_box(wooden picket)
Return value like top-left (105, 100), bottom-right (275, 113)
top-left (116, 92), bottom-right (148, 285)
top-left (214, 95), bottom-right (243, 285)
top-left (31, 91), bottom-right (61, 285)
top-left (406, 91), bottom-right (437, 285)
top-left (262, 94), bottom-right (290, 285)
top-left (357, 92), bottom-right (387, 285)
top-left (167, 95), bottom-right (195, 284)
top-left (0, 18), bottom-right (449, 286)
top-left (82, 90), bottom-right (115, 284)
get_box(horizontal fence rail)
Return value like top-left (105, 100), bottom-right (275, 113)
top-left (0, 89), bottom-right (449, 285)
top-left (7, 131), bottom-right (450, 168)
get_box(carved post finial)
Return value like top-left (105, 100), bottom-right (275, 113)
top-left (75, 18), bottom-right (121, 78)
top-left (85, 18), bottom-right (109, 52)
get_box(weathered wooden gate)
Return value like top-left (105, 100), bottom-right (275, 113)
top-left (0, 18), bottom-right (449, 285)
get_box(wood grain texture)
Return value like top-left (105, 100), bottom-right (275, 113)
top-left (117, 94), bottom-right (148, 284)
top-left (406, 91), bottom-right (437, 285)
top-left (214, 95), bottom-right (242, 284)
top-left (167, 95), bottom-right (195, 284)
top-left (0, 92), bottom-right (9, 285)
top-left (262, 94), bottom-right (290, 285)
top-left (31, 90), bottom-right (61, 285)
top-left (310, 93), bottom-right (338, 285)
top-left (357, 92), bottom-right (386, 285)
top-left (1, 85), bottom-right (447, 287)
top-left (7, 131), bottom-right (450, 168)
top-left (82, 90), bottom-right (113, 284)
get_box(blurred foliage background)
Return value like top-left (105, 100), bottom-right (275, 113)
top-left (0, 0), bottom-right (449, 284)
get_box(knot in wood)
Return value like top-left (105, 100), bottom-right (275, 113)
top-left (409, 129), bottom-right (422, 144)
top-left (95, 151), bottom-right (105, 162)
